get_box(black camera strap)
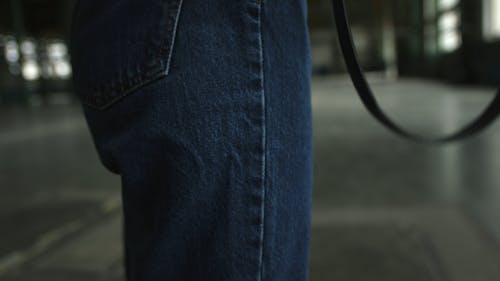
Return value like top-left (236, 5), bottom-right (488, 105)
top-left (332, 0), bottom-right (500, 144)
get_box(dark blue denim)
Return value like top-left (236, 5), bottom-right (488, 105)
top-left (71, 0), bottom-right (312, 280)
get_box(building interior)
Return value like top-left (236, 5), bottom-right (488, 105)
top-left (1, 0), bottom-right (500, 280)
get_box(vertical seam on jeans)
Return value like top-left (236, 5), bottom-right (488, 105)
top-left (257, 1), bottom-right (267, 281)
top-left (164, 0), bottom-right (184, 75)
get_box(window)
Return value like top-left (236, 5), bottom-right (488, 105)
top-left (438, 10), bottom-right (462, 52)
top-left (483, 0), bottom-right (500, 40)
top-left (438, 11), bottom-right (460, 30)
top-left (439, 28), bottom-right (462, 51)
top-left (438, 0), bottom-right (459, 10)
top-left (424, 0), bottom-right (462, 54)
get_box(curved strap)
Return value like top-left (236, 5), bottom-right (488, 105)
top-left (332, 0), bottom-right (500, 144)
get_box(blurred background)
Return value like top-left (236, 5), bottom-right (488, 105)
top-left (1, 0), bottom-right (500, 280)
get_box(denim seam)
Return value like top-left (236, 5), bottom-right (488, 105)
top-left (164, 0), bottom-right (184, 76)
top-left (81, 69), bottom-right (166, 110)
top-left (257, 1), bottom-right (267, 281)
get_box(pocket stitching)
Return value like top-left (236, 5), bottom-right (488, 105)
top-left (75, 0), bottom-right (184, 110)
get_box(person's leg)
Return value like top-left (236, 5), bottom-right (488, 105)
top-left (260, 1), bottom-right (313, 280)
top-left (71, 0), bottom-right (312, 280)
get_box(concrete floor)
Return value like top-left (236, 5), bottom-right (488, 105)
top-left (1, 76), bottom-right (500, 280)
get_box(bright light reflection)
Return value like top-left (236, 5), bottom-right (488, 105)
top-left (47, 42), bottom-right (68, 59)
top-left (54, 61), bottom-right (72, 78)
top-left (439, 11), bottom-right (460, 30)
top-left (20, 40), bottom-right (36, 56)
top-left (439, 30), bottom-right (462, 52)
top-left (495, 0), bottom-right (500, 34)
top-left (5, 40), bottom-right (19, 63)
top-left (22, 60), bottom-right (41, 80)
top-left (438, 0), bottom-right (459, 10)
top-left (484, 0), bottom-right (500, 39)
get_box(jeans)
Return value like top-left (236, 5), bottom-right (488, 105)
top-left (71, 0), bottom-right (313, 280)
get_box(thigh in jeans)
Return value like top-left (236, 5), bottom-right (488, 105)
top-left (71, 0), bottom-right (312, 280)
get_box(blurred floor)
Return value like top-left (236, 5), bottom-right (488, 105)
top-left (1, 76), bottom-right (500, 281)
top-left (311, 76), bottom-right (500, 281)
top-left (0, 106), bottom-right (123, 280)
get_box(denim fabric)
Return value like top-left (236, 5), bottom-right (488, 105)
top-left (71, 0), bottom-right (184, 109)
top-left (71, 0), bottom-right (312, 280)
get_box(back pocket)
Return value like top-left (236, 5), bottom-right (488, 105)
top-left (71, 0), bottom-right (184, 110)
